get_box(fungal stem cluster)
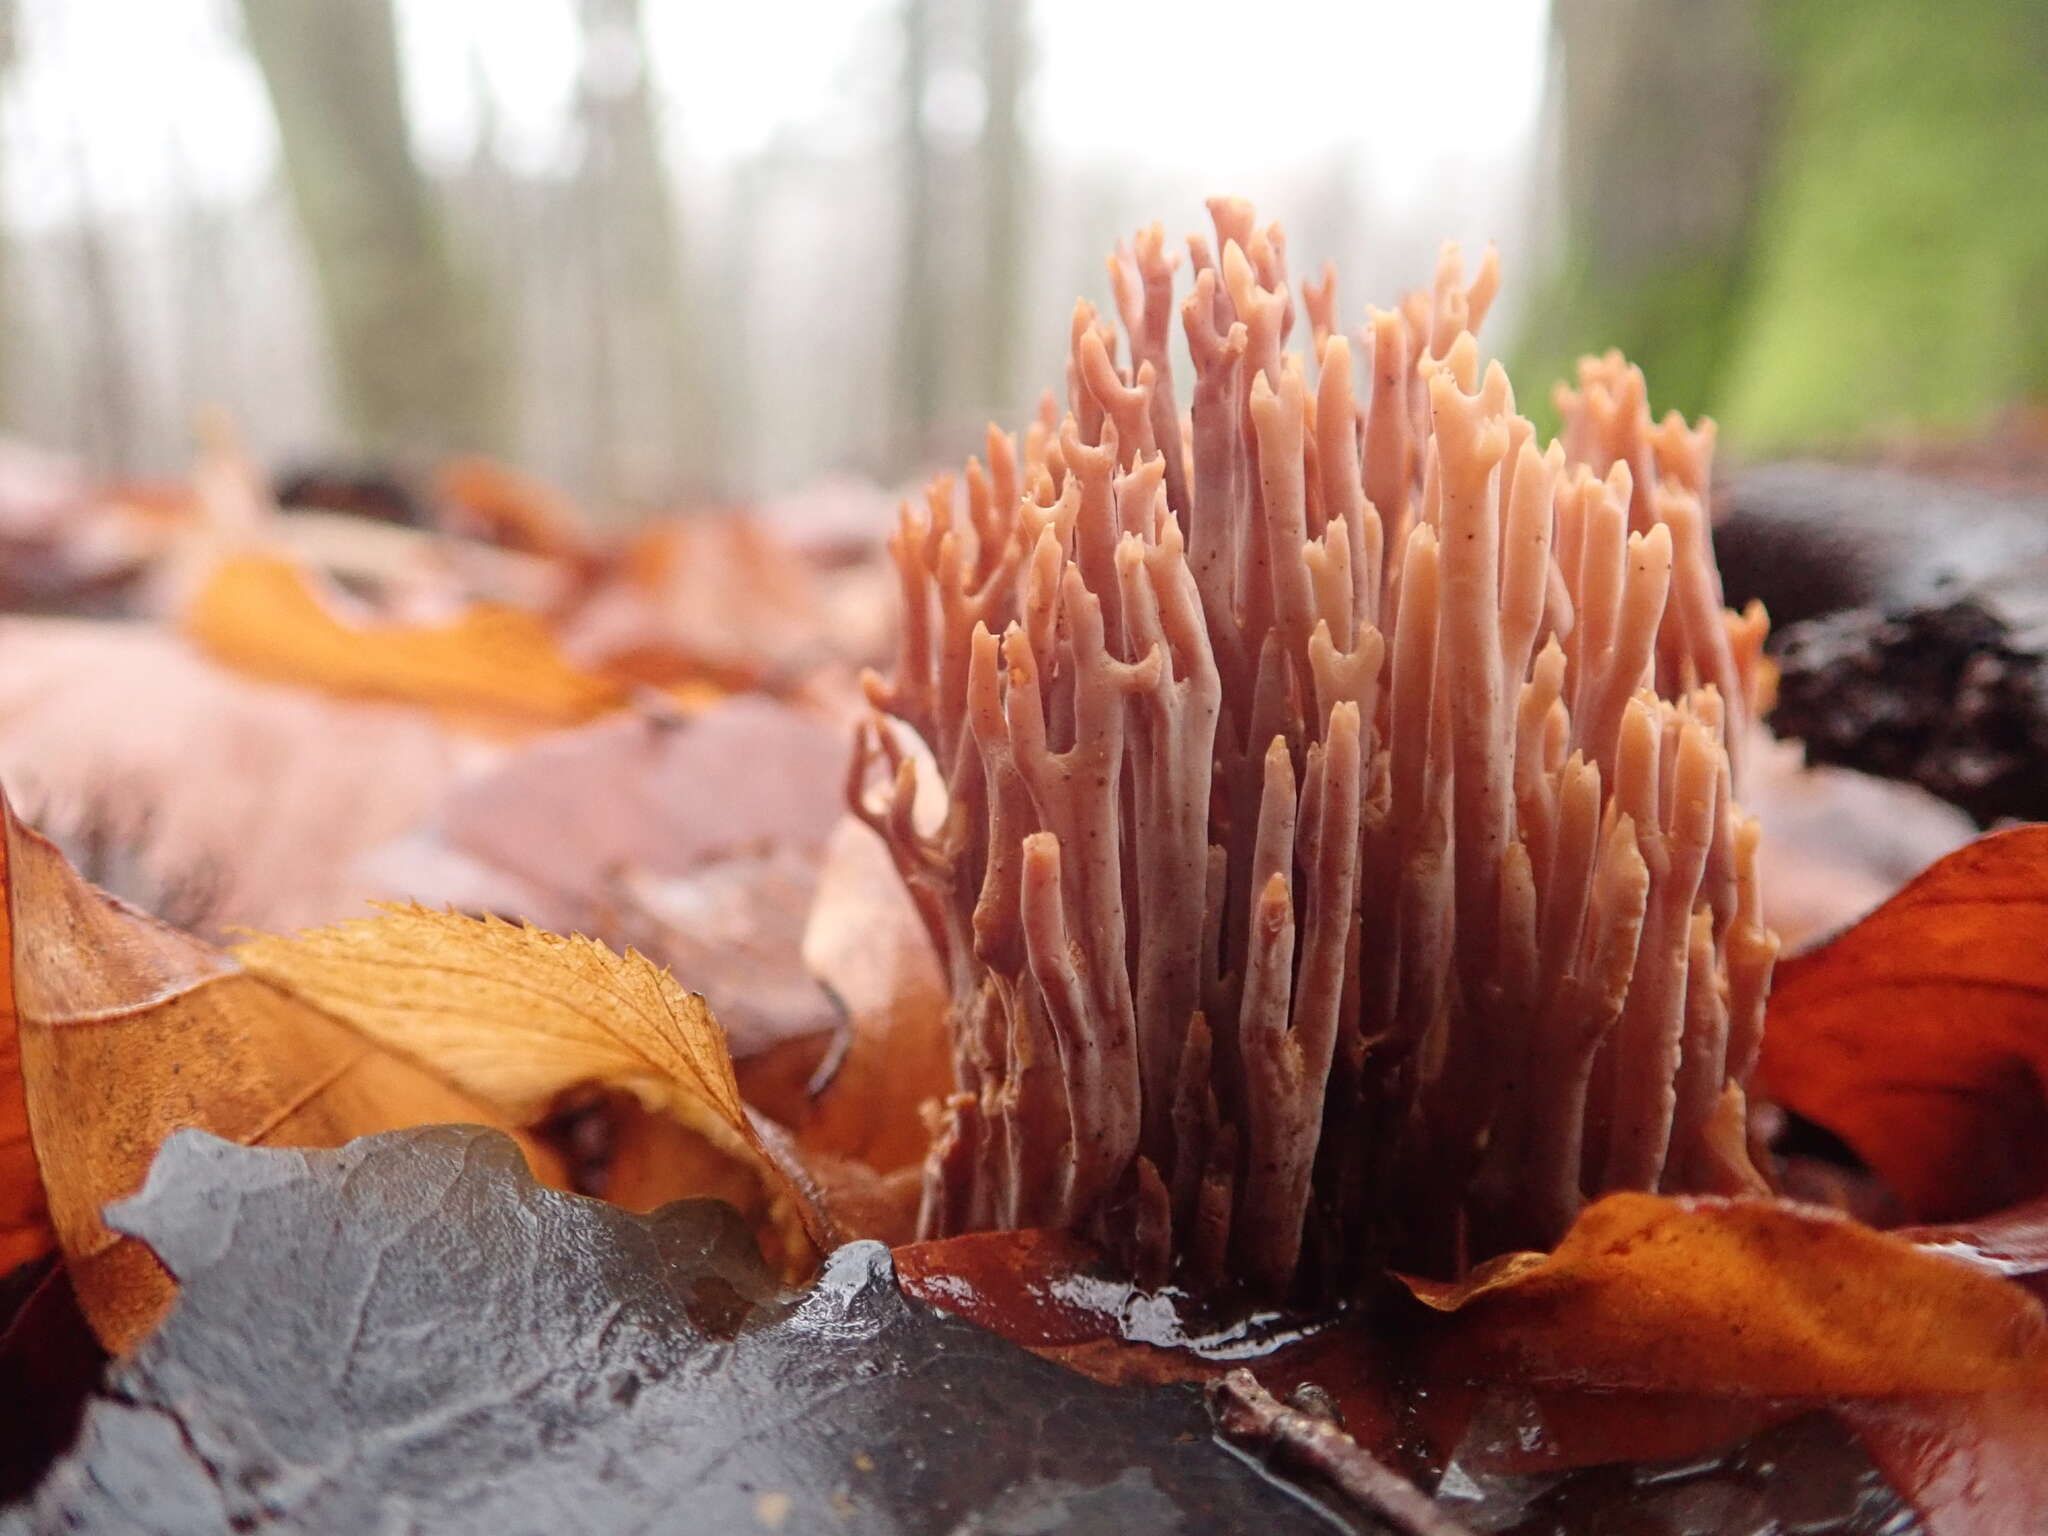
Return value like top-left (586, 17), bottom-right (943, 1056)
top-left (858, 199), bottom-right (1778, 1292)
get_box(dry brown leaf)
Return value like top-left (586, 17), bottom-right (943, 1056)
top-left (1760, 825), bottom-right (2048, 1220)
top-left (182, 551), bottom-right (623, 727)
top-left (1403, 1191), bottom-right (2048, 1398)
top-left (233, 903), bottom-right (830, 1270)
top-left (1, 792), bottom-right (565, 1351)
top-left (0, 617), bottom-right (466, 938)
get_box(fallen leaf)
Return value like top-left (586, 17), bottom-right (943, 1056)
top-left (0, 617), bottom-right (465, 937)
top-left (794, 816), bottom-right (950, 1173)
top-left (0, 1000), bottom-right (47, 1276)
top-left (233, 903), bottom-right (829, 1269)
top-left (9, 1126), bottom-right (1337, 1535)
top-left (1742, 727), bottom-right (1977, 951)
top-left (1760, 825), bottom-right (2048, 1219)
top-left (608, 850), bottom-right (841, 1058)
top-left (0, 439), bottom-right (172, 610)
top-left (1, 790), bottom-right (565, 1351)
top-left (892, 1223), bottom-right (1932, 1527)
top-left (1403, 1191), bottom-right (2048, 1528)
top-left (560, 514), bottom-right (834, 691)
top-left (1898, 1196), bottom-right (2048, 1294)
top-left (181, 551), bottom-right (622, 727)
top-left (437, 696), bottom-right (850, 910)
top-left (433, 455), bottom-right (594, 566)
top-left (1404, 1191), bottom-right (2047, 1397)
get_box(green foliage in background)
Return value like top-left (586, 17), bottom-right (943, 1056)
top-left (1715, 0), bottom-right (2048, 451)
top-left (1523, 0), bottom-right (2048, 455)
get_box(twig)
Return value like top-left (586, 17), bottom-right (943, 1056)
top-left (1206, 1369), bottom-right (1475, 1536)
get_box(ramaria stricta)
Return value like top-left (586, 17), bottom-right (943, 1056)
top-left (855, 198), bottom-right (1779, 1295)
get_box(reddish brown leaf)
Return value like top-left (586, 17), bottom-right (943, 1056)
top-left (561, 514), bottom-right (835, 691)
top-left (1404, 1191), bottom-right (2047, 1397)
top-left (1760, 825), bottom-right (2048, 1220)
top-left (434, 455), bottom-right (594, 566)
top-left (0, 986), bottom-right (50, 1277)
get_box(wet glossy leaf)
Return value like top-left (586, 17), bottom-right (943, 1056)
top-left (4, 1127), bottom-right (1341, 1536)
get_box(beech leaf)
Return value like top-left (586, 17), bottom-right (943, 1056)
top-left (1760, 825), bottom-right (2048, 1220)
top-left (181, 551), bottom-right (623, 726)
top-left (1402, 1191), bottom-right (2048, 1398)
top-left (5, 1127), bottom-right (1337, 1536)
top-left (1, 790), bottom-right (567, 1351)
top-left (233, 903), bottom-right (830, 1268)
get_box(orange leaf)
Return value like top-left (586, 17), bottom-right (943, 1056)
top-left (181, 552), bottom-right (622, 727)
top-left (1760, 826), bottom-right (2048, 1220)
top-left (0, 981), bottom-right (51, 1276)
top-left (1404, 1191), bottom-right (2047, 1398)
top-left (1405, 1192), bottom-right (2048, 1522)
top-left (1, 790), bottom-right (567, 1351)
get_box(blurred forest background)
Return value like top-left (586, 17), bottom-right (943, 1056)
top-left (0, 0), bottom-right (2042, 517)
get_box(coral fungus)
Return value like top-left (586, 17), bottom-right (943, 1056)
top-left (857, 199), bottom-right (1778, 1293)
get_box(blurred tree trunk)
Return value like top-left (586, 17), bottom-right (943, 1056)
top-left (975, 0), bottom-right (1027, 421)
top-left (1516, 0), bottom-right (1770, 426)
top-left (893, 0), bottom-right (941, 467)
top-left (237, 0), bottom-right (509, 460)
top-left (65, 137), bottom-right (135, 474)
top-left (574, 0), bottom-right (722, 508)
top-left (1526, 0), bottom-right (2048, 454)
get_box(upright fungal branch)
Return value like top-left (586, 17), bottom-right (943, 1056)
top-left (856, 200), bottom-right (1779, 1293)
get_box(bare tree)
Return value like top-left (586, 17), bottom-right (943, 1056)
top-left (892, 0), bottom-right (941, 467)
top-left (236, 0), bottom-right (509, 461)
top-left (975, 0), bottom-right (1028, 421)
top-left (572, 0), bottom-right (722, 508)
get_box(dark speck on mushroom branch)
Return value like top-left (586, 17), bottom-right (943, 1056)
top-left (854, 198), bottom-right (1779, 1298)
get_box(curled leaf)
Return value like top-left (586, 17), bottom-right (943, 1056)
top-left (1760, 825), bottom-right (2048, 1220)
top-left (1, 791), bottom-right (564, 1351)
top-left (182, 552), bottom-right (622, 726)
top-left (233, 904), bottom-right (830, 1270)
top-left (1403, 1191), bottom-right (2047, 1398)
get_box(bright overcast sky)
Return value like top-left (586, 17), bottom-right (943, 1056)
top-left (2, 0), bottom-right (1550, 226)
